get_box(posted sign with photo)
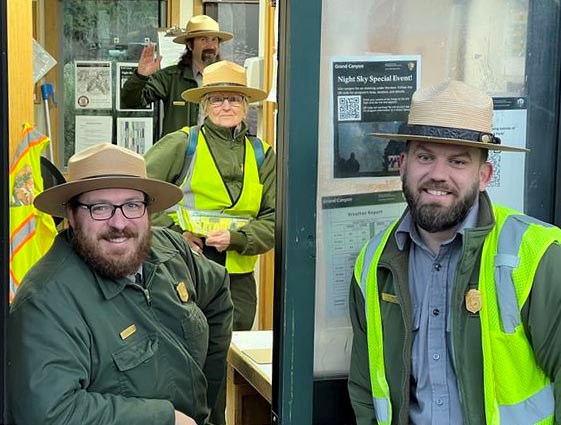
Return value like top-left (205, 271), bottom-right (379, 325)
top-left (331, 55), bottom-right (421, 179)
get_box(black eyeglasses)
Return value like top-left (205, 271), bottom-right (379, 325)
top-left (74, 201), bottom-right (147, 221)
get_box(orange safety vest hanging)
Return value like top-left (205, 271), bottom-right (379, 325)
top-left (9, 124), bottom-right (57, 301)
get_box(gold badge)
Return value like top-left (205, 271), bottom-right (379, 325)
top-left (120, 324), bottom-right (137, 340)
top-left (465, 289), bottom-right (482, 314)
top-left (176, 281), bottom-right (189, 302)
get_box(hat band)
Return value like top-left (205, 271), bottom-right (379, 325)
top-left (407, 124), bottom-right (501, 145)
top-left (204, 82), bottom-right (246, 88)
top-left (75, 173), bottom-right (144, 181)
top-left (188, 29), bottom-right (220, 36)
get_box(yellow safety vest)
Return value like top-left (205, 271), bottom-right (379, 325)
top-left (169, 126), bottom-right (268, 274)
top-left (9, 125), bottom-right (57, 301)
top-left (355, 204), bottom-right (559, 424)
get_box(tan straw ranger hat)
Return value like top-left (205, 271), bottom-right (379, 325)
top-left (370, 80), bottom-right (528, 152)
top-left (173, 15), bottom-right (233, 44)
top-left (34, 144), bottom-right (182, 218)
top-left (181, 60), bottom-right (268, 103)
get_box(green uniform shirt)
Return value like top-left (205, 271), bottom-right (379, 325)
top-left (8, 227), bottom-right (233, 425)
top-left (120, 65), bottom-right (199, 137)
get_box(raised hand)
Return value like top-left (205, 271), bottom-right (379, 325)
top-left (137, 42), bottom-right (162, 77)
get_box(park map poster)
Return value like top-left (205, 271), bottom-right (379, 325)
top-left (75, 61), bottom-right (112, 110)
top-left (331, 55), bottom-right (421, 179)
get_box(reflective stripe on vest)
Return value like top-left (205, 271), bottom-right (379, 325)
top-left (356, 206), bottom-right (559, 424)
top-left (170, 126), bottom-right (267, 273)
top-left (9, 125), bottom-right (57, 300)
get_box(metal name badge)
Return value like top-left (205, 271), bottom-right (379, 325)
top-left (120, 324), bottom-right (137, 340)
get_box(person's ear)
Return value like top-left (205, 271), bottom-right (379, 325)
top-left (479, 161), bottom-right (493, 191)
top-left (399, 152), bottom-right (407, 181)
top-left (67, 204), bottom-right (76, 228)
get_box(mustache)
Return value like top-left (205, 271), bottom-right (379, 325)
top-left (100, 228), bottom-right (137, 240)
top-left (420, 180), bottom-right (455, 193)
top-left (202, 48), bottom-right (217, 56)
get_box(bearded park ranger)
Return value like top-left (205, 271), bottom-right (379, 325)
top-left (121, 15), bottom-right (233, 136)
top-left (348, 80), bottom-right (561, 424)
top-left (8, 144), bottom-right (233, 425)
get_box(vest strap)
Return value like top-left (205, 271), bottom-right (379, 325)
top-left (248, 135), bottom-right (265, 169)
top-left (174, 125), bottom-right (201, 187)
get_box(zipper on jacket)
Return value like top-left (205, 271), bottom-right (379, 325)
top-left (129, 282), bottom-right (152, 306)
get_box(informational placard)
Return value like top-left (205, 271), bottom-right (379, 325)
top-left (116, 63), bottom-right (153, 111)
top-left (157, 29), bottom-right (187, 69)
top-left (314, 191), bottom-right (407, 377)
top-left (320, 191), bottom-right (407, 323)
top-left (116, 117), bottom-right (153, 155)
top-left (331, 55), bottom-right (420, 179)
top-left (75, 115), bottom-right (113, 153)
top-left (487, 97), bottom-right (528, 211)
top-left (75, 61), bottom-right (112, 110)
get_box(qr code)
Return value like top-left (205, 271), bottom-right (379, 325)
top-left (488, 150), bottom-right (501, 187)
top-left (338, 95), bottom-right (361, 121)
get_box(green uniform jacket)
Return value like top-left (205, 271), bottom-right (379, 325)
top-left (120, 65), bottom-right (199, 137)
top-left (348, 193), bottom-right (561, 424)
top-left (8, 227), bottom-right (233, 425)
top-left (144, 118), bottom-right (276, 258)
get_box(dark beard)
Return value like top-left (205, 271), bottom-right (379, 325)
top-left (402, 174), bottom-right (479, 233)
top-left (71, 226), bottom-right (151, 280)
top-left (179, 50), bottom-right (221, 68)
top-left (201, 49), bottom-right (217, 65)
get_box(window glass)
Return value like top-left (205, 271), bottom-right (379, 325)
top-left (314, 0), bottom-right (533, 378)
top-left (205, 1), bottom-right (260, 135)
top-left (61, 0), bottom-right (163, 165)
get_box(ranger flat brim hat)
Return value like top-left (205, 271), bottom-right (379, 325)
top-left (181, 60), bottom-right (268, 103)
top-left (34, 143), bottom-right (182, 218)
top-left (370, 80), bottom-right (528, 153)
top-left (173, 15), bottom-right (233, 44)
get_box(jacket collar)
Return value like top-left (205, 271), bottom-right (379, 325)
top-left (180, 65), bottom-right (196, 80)
top-left (202, 117), bottom-right (248, 144)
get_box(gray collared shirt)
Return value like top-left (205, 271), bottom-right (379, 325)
top-left (192, 66), bottom-right (205, 125)
top-left (395, 201), bottom-right (479, 425)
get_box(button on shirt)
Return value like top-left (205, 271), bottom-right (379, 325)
top-left (395, 202), bottom-right (479, 425)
